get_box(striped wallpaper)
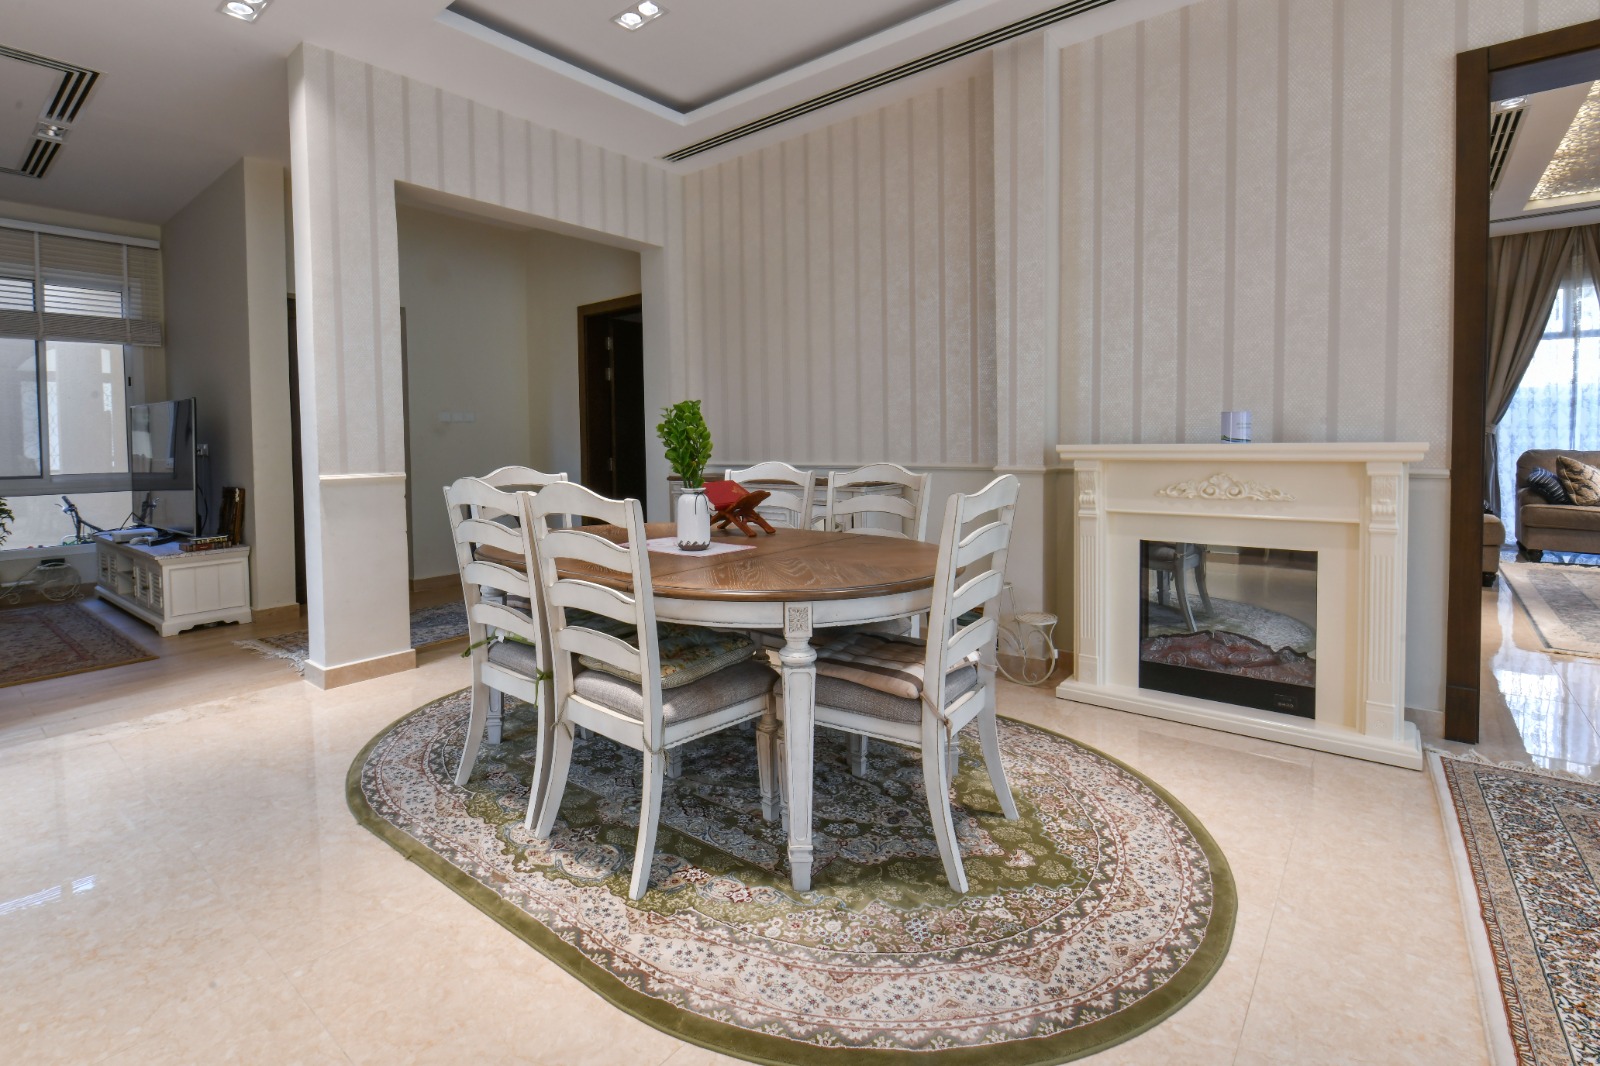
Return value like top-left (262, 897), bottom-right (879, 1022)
top-left (1057, 0), bottom-right (1600, 470)
top-left (290, 44), bottom-right (673, 476)
top-left (679, 72), bottom-right (997, 469)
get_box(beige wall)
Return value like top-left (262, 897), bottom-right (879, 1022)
top-left (289, 45), bottom-right (675, 676)
top-left (525, 229), bottom-right (642, 482)
top-left (1049, 0), bottom-right (1600, 711)
top-left (396, 209), bottom-right (641, 581)
top-left (163, 158), bottom-right (295, 610)
top-left (397, 207), bottom-right (532, 581)
top-left (679, 72), bottom-right (996, 469)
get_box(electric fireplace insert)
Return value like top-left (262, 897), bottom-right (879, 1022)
top-left (1137, 542), bottom-right (1317, 718)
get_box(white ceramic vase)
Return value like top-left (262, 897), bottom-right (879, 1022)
top-left (676, 488), bottom-right (711, 551)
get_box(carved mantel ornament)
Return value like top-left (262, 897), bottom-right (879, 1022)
top-left (1155, 473), bottom-right (1296, 502)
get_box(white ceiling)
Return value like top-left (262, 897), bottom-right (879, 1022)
top-left (1492, 80), bottom-right (1600, 235)
top-left (0, 0), bottom-right (1181, 227)
top-left (445, 0), bottom-right (958, 112)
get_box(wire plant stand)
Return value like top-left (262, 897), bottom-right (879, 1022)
top-left (995, 582), bottom-right (1058, 686)
top-left (1, 559), bottom-right (82, 605)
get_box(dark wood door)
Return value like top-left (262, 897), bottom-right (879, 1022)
top-left (578, 297), bottom-right (646, 502)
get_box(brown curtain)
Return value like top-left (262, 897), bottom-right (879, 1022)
top-left (1577, 226), bottom-right (1600, 313)
top-left (1486, 228), bottom-right (1576, 513)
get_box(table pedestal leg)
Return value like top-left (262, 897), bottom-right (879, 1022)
top-left (781, 604), bottom-right (815, 893)
top-left (756, 707), bottom-right (780, 822)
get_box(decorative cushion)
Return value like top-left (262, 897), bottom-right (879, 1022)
top-left (573, 659), bottom-right (775, 724)
top-left (573, 614), bottom-right (756, 690)
top-left (803, 664), bottom-right (982, 725)
top-left (1526, 467), bottom-right (1573, 505)
top-left (486, 637), bottom-right (541, 677)
top-left (1555, 456), bottom-right (1600, 506)
top-left (812, 633), bottom-right (978, 700)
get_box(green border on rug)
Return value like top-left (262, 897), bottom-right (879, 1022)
top-left (346, 694), bottom-right (1237, 1066)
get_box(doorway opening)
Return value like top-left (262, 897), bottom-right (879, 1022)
top-left (578, 295), bottom-right (646, 503)
top-left (1454, 20), bottom-right (1600, 746)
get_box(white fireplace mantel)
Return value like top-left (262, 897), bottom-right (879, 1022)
top-left (1056, 442), bottom-right (1429, 770)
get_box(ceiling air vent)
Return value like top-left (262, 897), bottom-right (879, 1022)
top-left (1489, 106), bottom-right (1523, 194)
top-left (0, 45), bottom-right (100, 180)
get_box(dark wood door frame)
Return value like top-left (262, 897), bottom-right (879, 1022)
top-left (577, 294), bottom-right (644, 496)
top-left (1449, 19), bottom-right (1600, 742)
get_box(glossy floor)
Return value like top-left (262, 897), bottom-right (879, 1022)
top-left (0, 582), bottom-right (1574, 1064)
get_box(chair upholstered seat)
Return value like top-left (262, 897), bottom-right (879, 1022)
top-left (807, 664), bottom-right (980, 724)
top-left (574, 659), bottom-right (774, 724)
top-left (486, 637), bottom-right (541, 677)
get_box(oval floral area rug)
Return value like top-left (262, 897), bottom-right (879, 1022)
top-left (349, 691), bottom-right (1235, 1065)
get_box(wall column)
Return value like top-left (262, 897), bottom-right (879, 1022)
top-left (288, 47), bottom-right (414, 687)
top-left (992, 34), bottom-right (1060, 614)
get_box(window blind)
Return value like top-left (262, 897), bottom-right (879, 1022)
top-left (0, 224), bottom-right (163, 346)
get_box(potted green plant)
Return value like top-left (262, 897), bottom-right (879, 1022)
top-left (657, 400), bottom-right (713, 550)
top-left (0, 497), bottom-right (12, 548)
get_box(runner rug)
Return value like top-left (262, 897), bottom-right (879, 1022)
top-left (1501, 562), bottom-right (1600, 659)
top-left (1431, 752), bottom-right (1600, 1066)
top-left (350, 689), bottom-right (1236, 1065)
top-left (235, 601), bottom-right (467, 674)
top-left (0, 602), bottom-right (154, 688)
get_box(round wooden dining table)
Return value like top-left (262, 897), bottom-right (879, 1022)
top-left (494, 523), bottom-right (939, 893)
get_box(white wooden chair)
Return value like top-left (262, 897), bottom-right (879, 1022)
top-left (769, 474), bottom-right (1022, 893)
top-left (524, 481), bottom-right (776, 900)
top-left (725, 461), bottom-right (815, 529)
top-left (443, 476), bottom-right (560, 795)
top-left (479, 465), bottom-right (566, 491)
top-left (824, 462), bottom-right (930, 540)
top-left (824, 463), bottom-right (933, 717)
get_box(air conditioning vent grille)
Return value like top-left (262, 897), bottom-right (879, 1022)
top-left (1490, 107), bottom-right (1523, 194)
top-left (0, 45), bottom-right (100, 180)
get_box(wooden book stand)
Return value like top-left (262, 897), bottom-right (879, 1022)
top-left (705, 480), bottom-right (777, 537)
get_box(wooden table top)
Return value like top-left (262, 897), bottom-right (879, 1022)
top-left (484, 525), bottom-right (938, 603)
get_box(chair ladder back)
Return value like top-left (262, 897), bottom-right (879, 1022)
top-left (825, 462), bottom-right (930, 540)
top-left (922, 475), bottom-right (1020, 711)
top-left (524, 482), bottom-right (665, 751)
top-left (460, 559), bottom-right (532, 601)
top-left (726, 462), bottom-right (816, 529)
top-left (478, 466), bottom-right (568, 492)
top-left (444, 477), bottom-right (546, 653)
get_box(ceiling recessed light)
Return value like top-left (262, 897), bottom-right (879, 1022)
top-left (1493, 96), bottom-right (1528, 113)
top-left (218, 0), bottom-right (270, 22)
top-left (612, 2), bottom-right (665, 30)
top-left (34, 122), bottom-right (67, 144)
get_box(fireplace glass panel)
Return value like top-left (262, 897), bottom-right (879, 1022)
top-left (1138, 543), bottom-right (1317, 718)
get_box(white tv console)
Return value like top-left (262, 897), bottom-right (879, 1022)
top-left (94, 535), bottom-right (252, 637)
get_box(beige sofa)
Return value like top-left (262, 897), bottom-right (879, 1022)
top-left (1516, 449), bottom-right (1600, 560)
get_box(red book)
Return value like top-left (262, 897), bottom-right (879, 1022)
top-left (704, 480), bottom-right (748, 510)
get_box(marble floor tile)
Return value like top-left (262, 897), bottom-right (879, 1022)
top-left (2, 584), bottom-right (1561, 1064)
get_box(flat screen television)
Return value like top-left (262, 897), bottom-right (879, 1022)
top-left (128, 398), bottom-right (198, 536)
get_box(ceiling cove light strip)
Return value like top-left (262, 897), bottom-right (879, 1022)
top-left (663, 0), bottom-right (1117, 162)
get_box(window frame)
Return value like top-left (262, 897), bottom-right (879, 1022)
top-left (0, 335), bottom-right (136, 498)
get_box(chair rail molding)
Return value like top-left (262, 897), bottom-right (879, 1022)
top-left (1055, 442), bottom-right (1429, 769)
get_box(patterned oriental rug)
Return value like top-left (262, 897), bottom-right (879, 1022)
top-left (351, 690), bottom-right (1236, 1065)
top-left (236, 601), bottom-right (467, 674)
top-left (1431, 753), bottom-right (1600, 1065)
top-left (0, 602), bottom-right (154, 688)
top-left (1501, 562), bottom-right (1600, 659)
